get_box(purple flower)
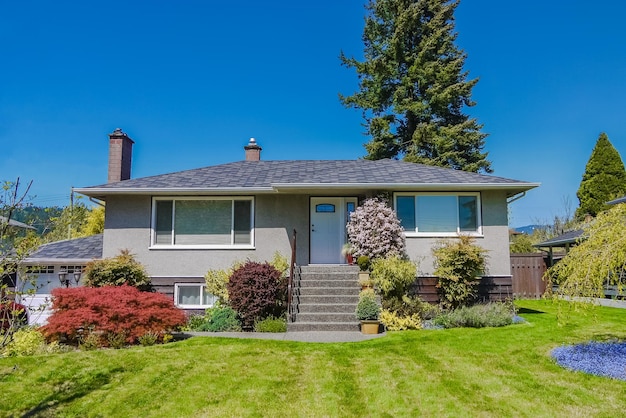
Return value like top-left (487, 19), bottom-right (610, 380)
top-left (551, 341), bottom-right (626, 381)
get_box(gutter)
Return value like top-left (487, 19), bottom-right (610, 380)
top-left (74, 182), bottom-right (540, 197)
top-left (507, 191), bottom-right (526, 204)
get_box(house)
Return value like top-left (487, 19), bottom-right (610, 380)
top-left (0, 216), bottom-right (36, 231)
top-left (66, 129), bottom-right (538, 327)
top-left (20, 234), bottom-right (103, 325)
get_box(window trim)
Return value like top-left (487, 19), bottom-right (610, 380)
top-left (174, 283), bottom-right (216, 309)
top-left (150, 196), bottom-right (255, 249)
top-left (393, 192), bottom-right (483, 237)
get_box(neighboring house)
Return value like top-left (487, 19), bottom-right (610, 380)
top-left (67, 129), bottom-right (538, 317)
top-left (534, 229), bottom-right (584, 267)
top-left (20, 234), bottom-right (102, 325)
top-left (0, 216), bottom-right (36, 231)
top-left (1, 216), bottom-right (37, 301)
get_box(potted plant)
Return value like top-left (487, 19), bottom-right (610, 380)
top-left (356, 255), bottom-right (372, 289)
top-left (341, 243), bottom-right (355, 265)
top-left (355, 289), bottom-right (380, 334)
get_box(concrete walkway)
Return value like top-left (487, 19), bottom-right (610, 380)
top-left (180, 331), bottom-right (387, 343)
top-left (570, 297), bottom-right (626, 309)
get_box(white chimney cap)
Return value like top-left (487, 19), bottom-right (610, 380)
top-left (249, 138), bottom-right (256, 145)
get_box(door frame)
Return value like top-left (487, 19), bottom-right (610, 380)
top-left (309, 196), bottom-right (357, 264)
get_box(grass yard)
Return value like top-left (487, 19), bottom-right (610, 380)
top-left (1, 300), bottom-right (625, 417)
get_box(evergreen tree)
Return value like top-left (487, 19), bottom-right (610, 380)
top-left (340, 0), bottom-right (491, 173)
top-left (575, 133), bottom-right (626, 219)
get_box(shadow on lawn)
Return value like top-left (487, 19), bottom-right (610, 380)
top-left (21, 367), bottom-right (123, 417)
top-left (516, 307), bottom-right (546, 315)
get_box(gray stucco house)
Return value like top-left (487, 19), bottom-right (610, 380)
top-left (65, 130), bottom-right (538, 326)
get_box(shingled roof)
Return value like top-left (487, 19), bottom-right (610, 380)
top-left (534, 229), bottom-right (584, 248)
top-left (75, 159), bottom-right (538, 198)
top-left (25, 234), bottom-right (103, 264)
top-left (0, 216), bottom-right (36, 230)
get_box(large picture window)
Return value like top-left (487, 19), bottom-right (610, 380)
top-left (152, 197), bottom-right (254, 247)
top-left (394, 193), bottom-right (481, 236)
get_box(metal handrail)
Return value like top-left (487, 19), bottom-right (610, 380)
top-left (288, 229), bottom-right (297, 322)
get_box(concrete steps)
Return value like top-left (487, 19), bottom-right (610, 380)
top-left (288, 265), bottom-right (361, 332)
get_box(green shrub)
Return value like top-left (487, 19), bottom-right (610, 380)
top-left (254, 315), bottom-right (287, 332)
top-left (2, 327), bottom-right (49, 357)
top-left (379, 309), bottom-right (422, 330)
top-left (138, 330), bottom-right (160, 346)
top-left (355, 289), bottom-right (380, 320)
top-left (270, 252), bottom-right (289, 277)
top-left (432, 302), bottom-right (514, 329)
top-left (432, 235), bottom-right (487, 309)
top-left (357, 255), bottom-right (371, 272)
top-left (106, 331), bottom-right (128, 349)
top-left (83, 249), bottom-right (151, 290)
top-left (204, 265), bottom-right (238, 304)
top-left (509, 233), bottom-right (536, 253)
top-left (79, 332), bottom-right (102, 351)
top-left (382, 295), bottom-right (442, 320)
top-left (184, 314), bottom-right (209, 331)
top-left (370, 256), bottom-right (417, 300)
top-left (204, 304), bottom-right (241, 332)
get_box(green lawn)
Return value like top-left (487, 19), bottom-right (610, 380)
top-left (1, 300), bottom-right (625, 417)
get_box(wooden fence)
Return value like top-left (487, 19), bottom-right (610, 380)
top-left (510, 253), bottom-right (547, 299)
top-left (415, 276), bottom-right (514, 303)
top-left (415, 253), bottom-right (547, 302)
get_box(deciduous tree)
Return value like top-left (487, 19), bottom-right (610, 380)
top-left (340, 0), bottom-right (490, 173)
top-left (546, 203), bottom-right (626, 299)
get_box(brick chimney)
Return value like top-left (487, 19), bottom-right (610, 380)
top-left (108, 128), bottom-right (134, 183)
top-left (244, 138), bottom-right (261, 161)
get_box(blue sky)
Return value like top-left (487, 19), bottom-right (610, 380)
top-left (2, 0), bottom-right (625, 227)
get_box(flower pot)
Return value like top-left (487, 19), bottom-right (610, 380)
top-left (346, 254), bottom-right (354, 265)
top-left (360, 320), bottom-right (380, 334)
top-left (358, 271), bottom-right (373, 290)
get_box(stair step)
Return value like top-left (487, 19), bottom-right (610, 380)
top-left (300, 265), bottom-right (359, 274)
top-left (297, 295), bottom-right (359, 304)
top-left (299, 279), bottom-right (358, 288)
top-left (287, 322), bottom-right (360, 332)
top-left (297, 287), bottom-right (360, 296)
top-left (296, 312), bottom-right (357, 322)
top-left (298, 303), bottom-right (357, 313)
top-left (300, 272), bottom-right (359, 281)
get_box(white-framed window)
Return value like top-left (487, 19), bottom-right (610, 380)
top-left (394, 192), bottom-right (482, 237)
top-left (174, 284), bottom-right (217, 309)
top-left (151, 197), bottom-right (254, 248)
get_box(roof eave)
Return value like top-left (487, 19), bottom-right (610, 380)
top-left (74, 187), bottom-right (277, 198)
top-left (75, 182), bottom-right (539, 197)
top-left (22, 257), bottom-right (100, 264)
top-left (272, 182), bottom-right (540, 193)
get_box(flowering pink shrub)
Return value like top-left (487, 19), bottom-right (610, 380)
top-left (347, 197), bottom-right (407, 260)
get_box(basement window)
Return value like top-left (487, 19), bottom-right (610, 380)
top-left (174, 284), bottom-right (216, 309)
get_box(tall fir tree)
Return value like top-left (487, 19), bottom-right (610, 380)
top-left (340, 0), bottom-right (491, 173)
top-left (575, 133), bottom-right (626, 219)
